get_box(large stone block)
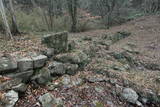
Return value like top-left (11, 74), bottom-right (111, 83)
top-left (0, 57), bottom-right (17, 74)
top-left (32, 55), bottom-right (48, 69)
top-left (55, 50), bottom-right (89, 67)
top-left (17, 57), bottom-right (33, 72)
top-left (48, 61), bottom-right (66, 75)
top-left (6, 70), bottom-right (34, 82)
top-left (42, 32), bottom-right (68, 54)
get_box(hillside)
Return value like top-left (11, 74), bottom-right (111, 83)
top-left (0, 15), bottom-right (160, 107)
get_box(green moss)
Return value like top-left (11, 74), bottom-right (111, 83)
top-left (95, 102), bottom-right (104, 107)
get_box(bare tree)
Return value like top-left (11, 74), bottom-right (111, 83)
top-left (67, 0), bottom-right (78, 32)
top-left (90, 0), bottom-right (116, 28)
top-left (0, 0), bottom-right (13, 39)
top-left (9, 0), bottom-right (20, 35)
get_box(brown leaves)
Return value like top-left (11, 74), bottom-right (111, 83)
top-left (0, 34), bottom-right (47, 58)
top-left (0, 76), bottom-right (11, 83)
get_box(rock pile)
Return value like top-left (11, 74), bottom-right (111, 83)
top-left (0, 32), bottom-right (89, 107)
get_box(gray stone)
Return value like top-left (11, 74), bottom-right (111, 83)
top-left (32, 68), bottom-right (51, 85)
top-left (0, 57), bottom-right (17, 74)
top-left (44, 48), bottom-right (54, 58)
top-left (6, 70), bottom-right (34, 82)
top-left (0, 78), bottom-right (22, 91)
top-left (32, 55), bottom-right (47, 69)
top-left (71, 77), bottom-right (84, 86)
top-left (42, 32), bottom-right (68, 54)
top-left (86, 74), bottom-right (107, 83)
top-left (4, 90), bottom-right (19, 107)
top-left (65, 63), bottom-right (79, 75)
top-left (12, 83), bottom-right (27, 92)
top-left (48, 61), bottom-right (66, 75)
top-left (17, 58), bottom-right (33, 72)
top-left (38, 93), bottom-right (54, 107)
top-left (121, 88), bottom-right (139, 104)
top-left (61, 75), bottom-right (72, 87)
top-left (39, 93), bottom-right (63, 107)
top-left (55, 50), bottom-right (89, 66)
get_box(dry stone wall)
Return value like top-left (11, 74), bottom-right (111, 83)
top-left (0, 31), bottom-right (88, 96)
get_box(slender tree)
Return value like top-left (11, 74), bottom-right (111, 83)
top-left (0, 0), bottom-right (13, 39)
top-left (67, 0), bottom-right (78, 32)
top-left (9, 0), bottom-right (20, 35)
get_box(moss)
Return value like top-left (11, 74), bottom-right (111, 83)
top-left (95, 102), bottom-right (104, 107)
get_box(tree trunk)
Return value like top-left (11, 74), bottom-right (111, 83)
top-left (0, 0), bottom-right (13, 39)
top-left (67, 0), bottom-right (78, 32)
top-left (9, 0), bottom-right (20, 35)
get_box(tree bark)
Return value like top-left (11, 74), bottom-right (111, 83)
top-left (0, 0), bottom-right (13, 39)
top-left (67, 0), bottom-right (78, 32)
top-left (9, 0), bottom-right (20, 35)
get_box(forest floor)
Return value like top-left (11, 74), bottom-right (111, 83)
top-left (0, 15), bottom-right (160, 107)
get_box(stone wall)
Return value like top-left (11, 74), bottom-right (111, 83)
top-left (0, 32), bottom-right (89, 107)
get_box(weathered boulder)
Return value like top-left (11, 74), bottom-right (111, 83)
top-left (17, 58), bottom-right (33, 72)
top-left (32, 68), bottom-right (52, 85)
top-left (0, 57), bottom-right (17, 74)
top-left (61, 75), bottom-right (71, 87)
top-left (43, 48), bottom-right (54, 58)
top-left (4, 90), bottom-right (19, 107)
top-left (55, 50), bottom-right (89, 68)
top-left (12, 83), bottom-right (27, 93)
top-left (42, 31), bottom-right (68, 54)
top-left (6, 70), bottom-right (34, 83)
top-left (39, 93), bottom-right (54, 107)
top-left (38, 93), bottom-right (63, 107)
top-left (64, 63), bottom-right (79, 75)
top-left (61, 75), bottom-right (84, 88)
top-left (48, 61), bottom-right (66, 75)
top-left (32, 55), bottom-right (47, 69)
top-left (121, 88), bottom-right (139, 104)
top-left (0, 78), bottom-right (22, 91)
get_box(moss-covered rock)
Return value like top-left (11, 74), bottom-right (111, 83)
top-left (55, 50), bottom-right (89, 68)
top-left (42, 31), bottom-right (68, 54)
top-left (32, 68), bottom-right (52, 85)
